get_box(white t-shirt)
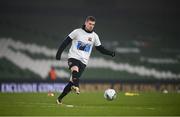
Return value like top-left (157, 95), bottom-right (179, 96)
top-left (68, 28), bottom-right (101, 65)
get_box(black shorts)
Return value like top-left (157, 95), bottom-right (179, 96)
top-left (68, 58), bottom-right (86, 78)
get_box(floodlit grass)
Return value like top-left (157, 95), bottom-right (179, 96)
top-left (0, 92), bottom-right (180, 116)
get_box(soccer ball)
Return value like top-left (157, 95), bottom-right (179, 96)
top-left (104, 89), bottom-right (117, 101)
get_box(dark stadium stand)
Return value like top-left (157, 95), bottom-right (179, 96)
top-left (0, 0), bottom-right (179, 83)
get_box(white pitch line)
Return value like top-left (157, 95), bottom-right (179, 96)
top-left (12, 101), bottom-right (75, 108)
top-left (65, 104), bottom-right (74, 108)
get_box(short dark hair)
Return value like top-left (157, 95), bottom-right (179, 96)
top-left (86, 16), bottom-right (96, 22)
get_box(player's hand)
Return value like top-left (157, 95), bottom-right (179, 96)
top-left (111, 51), bottom-right (115, 57)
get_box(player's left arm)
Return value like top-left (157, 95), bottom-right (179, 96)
top-left (95, 45), bottom-right (115, 57)
top-left (94, 33), bottom-right (115, 57)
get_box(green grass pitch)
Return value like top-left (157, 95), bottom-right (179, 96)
top-left (0, 92), bottom-right (180, 116)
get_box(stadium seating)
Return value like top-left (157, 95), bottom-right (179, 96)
top-left (0, 38), bottom-right (179, 82)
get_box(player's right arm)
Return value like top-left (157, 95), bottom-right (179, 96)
top-left (56, 36), bottom-right (72, 60)
top-left (56, 29), bottom-right (77, 60)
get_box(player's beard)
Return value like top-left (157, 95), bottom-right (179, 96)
top-left (88, 27), bottom-right (93, 31)
top-left (85, 26), bottom-right (92, 31)
top-left (82, 25), bottom-right (93, 33)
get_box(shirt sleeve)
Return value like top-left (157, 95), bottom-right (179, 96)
top-left (94, 33), bottom-right (101, 46)
top-left (68, 29), bottom-right (78, 39)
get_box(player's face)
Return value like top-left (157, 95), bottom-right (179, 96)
top-left (85, 20), bottom-right (95, 32)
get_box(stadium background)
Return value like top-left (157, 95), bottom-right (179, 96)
top-left (0, 0), bottom-right (180, 93)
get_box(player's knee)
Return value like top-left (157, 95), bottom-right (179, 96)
top-left (71, 66), bottom-right (79, 72)
top-left (71, 70), bottom-right (80, 84)
top-left (70, 66), bottom-right (80, 84)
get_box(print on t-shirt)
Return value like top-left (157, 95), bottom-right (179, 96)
top-left (77, 41), bottom-right (91, 52)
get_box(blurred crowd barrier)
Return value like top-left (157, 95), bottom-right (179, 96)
top-left (1, 82), bottom-right (179, 93)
